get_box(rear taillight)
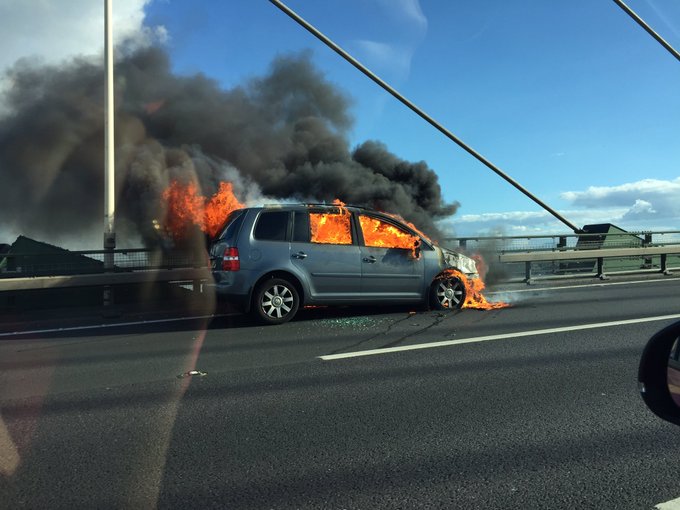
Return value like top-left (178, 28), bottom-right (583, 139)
top-left (222, 247), bottom-right (240, 271)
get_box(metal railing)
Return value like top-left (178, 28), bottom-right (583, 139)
top-left (445, 230), bottom-right (680, 252)
top-left (444, 230), bottom-right (680, 283)
top-left (0, 248), bottom-right (208, 278)
top-left (0, 247), bottom-right (211, 293)
top-left (3, 230), bottom-right (680, 292)
top-left (0, 268), bottom-right (212, 293)
top-left (499, 245), bottom-right (680, 283)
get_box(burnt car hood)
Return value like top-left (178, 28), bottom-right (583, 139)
top-left (436, 247), bottom-right (478, 277)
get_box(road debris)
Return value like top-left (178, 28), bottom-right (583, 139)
top-left (177, 370), bottom-right (208, 379)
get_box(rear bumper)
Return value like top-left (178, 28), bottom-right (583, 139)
top-left (207, 270), bottom-right (253, 312)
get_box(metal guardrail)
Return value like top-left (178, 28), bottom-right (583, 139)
top-left (3, 230), bottom-right (680, 292)
top-left (499, 245), bottom-right (680, 283)
top-left (445, 230), bottom-right (680, 252)
top-left (0, 248), bottom-right (208, 277)
top-left (0, 268), bottom-right (211, 292)
top-left (0, 247), bottom-right (210, 293)
top-left (443, 230), bottom-right (680, 284)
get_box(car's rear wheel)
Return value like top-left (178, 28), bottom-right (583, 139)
top-left (430, 276), bottom-right (465, 310)
top-left (253, 278), bottom-right (299, 325)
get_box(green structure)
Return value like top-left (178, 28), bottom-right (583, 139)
top-left (0, 236), bottom-right (103, 276)
top-left (561, 223), bottom-right (646, 274)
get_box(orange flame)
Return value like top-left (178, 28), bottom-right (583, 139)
top-left (359, 215), bottom-right (420, 258)
top-left (163, 180), bottom-right (243, 238)
top-left (308, 199), bottom-right (422, 255)
top-left (382, 211), bottom-right (433, 245)
top-left (203, 182), bottom-right (244, 236)
top-left (438, 267), bottom-right (510, 310)
top-left (309, 199), bottom-right (352, 244)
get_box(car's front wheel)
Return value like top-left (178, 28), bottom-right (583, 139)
top-left (430, 275), bottom-right (465, 310)
top-left (252, 278), bottom-right (300, 325)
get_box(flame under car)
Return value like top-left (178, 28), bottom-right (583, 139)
top-left (207, 204), bottom-right (479, 325)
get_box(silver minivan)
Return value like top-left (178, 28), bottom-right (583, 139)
top-left (208, 204), bottom-right (478, 324)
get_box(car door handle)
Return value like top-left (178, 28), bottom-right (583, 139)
top-left (292, 252), bottom-right (308, 259)
top-left (363, 256), bottom-right (377, 263)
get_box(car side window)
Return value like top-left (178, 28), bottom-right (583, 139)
top-left (309, 210), bottom-right (353, 245)
top-left (359, 215), bottom-right (420, 251)
top-left (253, 211), bottom-right (289, 241)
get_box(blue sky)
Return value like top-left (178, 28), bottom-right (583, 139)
top-left (2, 0), bottom-right (679, 237)
top-left (147, 0), bottom-right (680, 235)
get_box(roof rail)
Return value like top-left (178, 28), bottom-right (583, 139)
top-left (260, 202), bottom-right (379, 212)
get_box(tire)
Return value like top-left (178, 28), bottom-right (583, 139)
top-left (429, 275), bottom-right (465, 310)
top-left (252, 278), bottom-right (300, 325)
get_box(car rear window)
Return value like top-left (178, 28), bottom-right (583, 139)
top-left (217, 209), bottom-right (245, 242)
top-left (254, 211), bottom-right (289, 241)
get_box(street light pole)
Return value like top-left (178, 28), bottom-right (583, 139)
top-left (104, 0), bottom-right (116, 268)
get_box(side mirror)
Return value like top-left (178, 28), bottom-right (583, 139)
top-left (638, 320), bottom-right (680, 426)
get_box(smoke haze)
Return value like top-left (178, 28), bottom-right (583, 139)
top-left (0, 47), bottom-right (458, 246)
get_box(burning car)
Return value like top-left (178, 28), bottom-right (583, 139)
top-left (206, 202), bottom-right (479, 324)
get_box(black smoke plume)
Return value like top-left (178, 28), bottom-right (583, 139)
top-left (0, 47), bottom-right (458, 246)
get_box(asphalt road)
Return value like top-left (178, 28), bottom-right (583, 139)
top-left (2, 275), bottom-right (680, 509)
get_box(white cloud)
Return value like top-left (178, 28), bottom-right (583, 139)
top-left (0, 0), bottom-right (164, 116)
top-left (448, 207), bottom-right (629, 236)
top-left (376, 0), bottom-right (427, 33)
top-left (623, 199), bottom-right (656, 218)
top-left (561, 177), bottom-right (680, 206)
top-left (351, 0), bottom-right (427, 81)
top-left (447, 176), bottom-right (680, 237)
top-left (561, 177), bottom-right (680, 224)
top-left (457, 210), bottom-right (553, 223)
top-left (353, 39), bottom-right (414, 78)
top-left (0, 0), bottom-right (161, 72)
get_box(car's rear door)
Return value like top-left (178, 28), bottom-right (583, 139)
top-left (357, 213), bottom-right (425, 299)
top-left (289, 209), bottom-right (362, 300)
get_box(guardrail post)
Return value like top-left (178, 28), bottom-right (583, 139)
top-left (525, 261), bottom-right (532, 285)
top-left (556, 237), bottom-right (567, 275)
top-left (597, 257), bottom-right (609, 280)
top-left (102, 284), bottom-right (118, 318)
top-left (103, 234), bottom-right (116, 314)
top-left (643, 233), bottom-right (653, 268)
top-left (459, 239), bottom-right (467, 250)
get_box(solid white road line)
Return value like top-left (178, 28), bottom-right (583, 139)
top-left (319, 313), bottom-right (680, 361)
top-left (487, 277), bottom-right (679, 295)
top-left (656, 496), bottom-right (680, 509)
top-left (0, 313), bottom-right (235, 338)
